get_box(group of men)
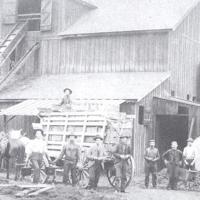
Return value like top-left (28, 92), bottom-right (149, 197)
top-left (26, 128), bottom-right (131, 193)
top-left (144, 138), bottom-right (196, 190)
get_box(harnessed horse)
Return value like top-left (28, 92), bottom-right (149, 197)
top-left (0, 131), bottom-right (26, 180)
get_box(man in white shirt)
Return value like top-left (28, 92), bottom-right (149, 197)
top-left (183, 138), bottom-right (195, 170)
top-left (26, 129), bottom-right (48, 183)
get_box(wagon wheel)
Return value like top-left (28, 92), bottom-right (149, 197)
top-left (29, 160), bottom-right (48, 184)
top-left (76, 164), bottom-right (90, 188)
top-left (107, 156), bottom-right (134, 189)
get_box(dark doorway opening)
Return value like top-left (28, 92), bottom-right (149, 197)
top-left (17, 0), bottom-right (41, 31)
top-left (156, 114), bottom-right (189, 169)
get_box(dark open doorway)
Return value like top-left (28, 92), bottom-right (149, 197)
top-left (156, 114), bottom-right (189, 168)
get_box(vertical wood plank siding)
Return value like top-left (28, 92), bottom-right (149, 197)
top-left (0, 102), bottom-right (39, 138)
top-left (39, 32), bottom-right (168, 74)
top-left (168, 2), bottom-right (200, 100)
top-left (133, 79), bottom-right (170, 175)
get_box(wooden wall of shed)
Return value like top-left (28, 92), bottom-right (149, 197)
top-left (168, 2), bottom-right (200, 100)
top-left (41, 0), bottom-right (91, 36)
top-left (38, 32), bottom-right (168, 74)
top-left (0, 101), bottom-right (39, 138)
top-left (133, 79), bottom-right (170, 175)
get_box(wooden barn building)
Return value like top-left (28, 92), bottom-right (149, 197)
top-left (0, 0), bottom-right (200, 173)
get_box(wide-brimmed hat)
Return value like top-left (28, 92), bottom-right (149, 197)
top-left (63, 88), bottom-right (72, 94)
top-left (94, 135), bottom-right (103, 140)
top-left (187, 138), bottom-right (193, 142)
top-left (120, 132), bottom-right (131, 138)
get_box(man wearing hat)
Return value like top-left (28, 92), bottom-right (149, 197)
top-left (25, 129), bottom-right (48, 183)
top-left (162, 141), bottom-right (183, 190)
top-left (113, 132), bottom-right (131, 193)
top-left (86, 135), bottom-right (107, 190)
top-left (58, 88), bottom-right (72, 111)
top-left (53, 133), bottom-right (80, 185)
top-left (144, 139), bottom-right (160, 188)
top-left (183, 138), bottom-right (195, 170)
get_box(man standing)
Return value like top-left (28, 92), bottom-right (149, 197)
top-left (113, 133), bottom-right (131, 193)
top-left (144, 139), bottom-right (160, 188)
top-left (86, 135), bottom-right (107, 190)
top-left (26, 129), bottom-right (48, 183)
top-left (162, 141), bottom-right (182, 190)
top-left (183, 138), bottom-right (195, 170)
top-left (54, 134), bottom-right (80, 185)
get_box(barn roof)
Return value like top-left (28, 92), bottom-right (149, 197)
top-left (59, 0), bottom-right (200, 36)
top-left (0, 72), bottom-right (170, 101)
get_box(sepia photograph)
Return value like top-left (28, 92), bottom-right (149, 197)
top-left (0, 0), bottom-right (200, 199)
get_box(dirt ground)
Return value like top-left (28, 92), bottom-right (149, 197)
top-left (0, 173), bottom-right (199, 200)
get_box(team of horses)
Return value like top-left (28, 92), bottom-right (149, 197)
top-left (0, 130), bottom-right (29, 180)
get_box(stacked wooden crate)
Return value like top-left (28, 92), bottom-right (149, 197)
top-left (39, 112), bottom-right (107, 158)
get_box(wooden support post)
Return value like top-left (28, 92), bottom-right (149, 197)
top-left (188, 117), bottom-right (195, 138)
top-left (3, 115), bottom-right (7, 133)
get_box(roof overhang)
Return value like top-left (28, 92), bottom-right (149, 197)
top-left (0, 72), bottom-right (170, 101)
top-left (0, 99), bottom-right (125, 116)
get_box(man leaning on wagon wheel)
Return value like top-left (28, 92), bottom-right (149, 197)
top-left (53, 133), bottom-right (80, 186)
top-left (86, 135), bottom-right (107, 190)
top-left (25, 129), bottom-right (49, 183)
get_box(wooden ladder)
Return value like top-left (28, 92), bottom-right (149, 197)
top-left (0, 21), bottom-right (28, 67)
top-left (0, 42), bottom-right (40, 91)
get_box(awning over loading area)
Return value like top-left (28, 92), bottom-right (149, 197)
top-left (0, 99), bottom-right (124, 116)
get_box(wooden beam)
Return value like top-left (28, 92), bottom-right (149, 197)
top-left (188, 117), bottom-right (195, 138)
top-left (3, 115), bottom-right (7, 132)
top-left (0, 42), bottom-right (40, 91)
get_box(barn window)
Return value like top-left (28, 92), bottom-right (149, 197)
top-left (17, 0), bottom-right (41, 31)
top-left (178, 106), bottom-right (189, 115)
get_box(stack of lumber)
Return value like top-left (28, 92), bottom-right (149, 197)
top-left (0, 183), bottom-right (54, 197)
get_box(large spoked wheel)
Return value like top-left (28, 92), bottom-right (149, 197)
top-left (107, 156), bottom-right (134, 189)
top-left (28, 161), bottom-right (48, 184)
top-left (76, 164), bottom-right (90, 188)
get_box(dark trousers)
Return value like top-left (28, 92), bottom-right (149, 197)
top-left (115, 161), bottom-right (128, 192)
top-left (145, 163), bottom-right (157, 188)
top-left (88, 162), bottom-right (102, 189)
top-left (30, 153), bottom-right (43, 183)
top-left (167, 163), bottom-right (180, 190)
top-left (63, 160), bottom-right (77, 185)
top-left (184, 159), bottom-right (195, 170)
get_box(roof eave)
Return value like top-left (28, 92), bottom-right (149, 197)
top-left (59, 28), bottom-right (173, 38)
top-left (72, 0), bottom-right (97, 9)
top-left (172, 0), bottom-right (200, 31)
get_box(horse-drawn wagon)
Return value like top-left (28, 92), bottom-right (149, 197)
top-left (35, 110), bottom-right (135, 189)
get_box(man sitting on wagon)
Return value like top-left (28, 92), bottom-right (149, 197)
top-left (53, 133), bottom-right (80, 186)
top-left (183, 138), bottom-right (195, 170)
top-left (113, 132), bottom-right (131, 193)
top-left (86, 135), bottom-right (107, 190)
top-left (57, 88), bottom-right (73, 111)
